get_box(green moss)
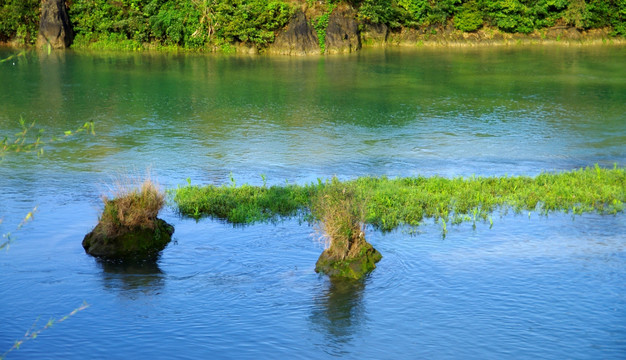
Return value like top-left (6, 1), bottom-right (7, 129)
top-left (315, 242), bottom-right (382, 279)
top-left (82, 218), bottom-right (174, 261)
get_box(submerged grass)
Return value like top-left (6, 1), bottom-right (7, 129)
top-left (173, 180), bottom-right (317, 224)
top-left (172, 165), bottom-right (625, 232)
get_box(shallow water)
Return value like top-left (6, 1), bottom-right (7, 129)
top-left (1, 46), bottom-right (625, 359)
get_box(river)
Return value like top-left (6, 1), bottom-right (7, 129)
top-left (1, 45), bottom-right (625, 359)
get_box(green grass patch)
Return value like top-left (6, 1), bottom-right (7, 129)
top-left (172, 179), bottom-right (319, 224)
top-left (172, 165), bottom-right (625, 232)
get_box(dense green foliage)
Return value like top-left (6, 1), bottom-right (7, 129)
top-left (354, 0), bottom-right (626, 35)
top-left (68, 0), bottom-right (293, 50)
top-left (173, 166), bottom-right (625, 234)
top-left (0, 0), bottom-right (39, 45)
top-left (0, 0), bottom-right (623, 50)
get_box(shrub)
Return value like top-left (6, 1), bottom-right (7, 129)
top-left (454, 1), bottom-right (483, 32)
top-left (483, 0), bottom-right (535, 33)
top-left (213, 0), bottom-right (293, 46)
top-left (68, 0), bottom-right (292, 50)
top-left (356, 0), bottom-right (400, 26)
top-left (0, 0), bottom-right (40, 44)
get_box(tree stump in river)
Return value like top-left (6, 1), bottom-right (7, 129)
top-left (315, 233), bottom-right (382, 279)
top-left (83, 179), bottom-right (173, 261)
top-left (82, 217), bottom-right (174, 261)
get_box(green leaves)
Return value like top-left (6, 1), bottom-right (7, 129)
top-left (454, 1), bottom-right (483, 32)
top-left (67, 0), bottom-right (292, 50)
top-left (0, 0), bottom-right (39, 45)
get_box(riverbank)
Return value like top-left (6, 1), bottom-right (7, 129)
top-left (1, 0), bottom-right (624, 54)
top-left (366, 25), bottom-right (626, 49)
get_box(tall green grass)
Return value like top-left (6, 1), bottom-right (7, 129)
top-left (311, 179), bottom-right (368, 260)
top-left (172, 165), bottom-right (625, 232)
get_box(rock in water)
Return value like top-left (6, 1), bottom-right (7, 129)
top-left (315, 242), bottom-right (382, 279)
top-left (37, 0), bottom-right (73, 49)
top-left (82, 218), bottom-right (174, 261)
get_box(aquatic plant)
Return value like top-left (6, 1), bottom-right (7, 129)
top-left (173, 165), bottom-right (625, 234)
top-left (172, 179), bottom-right (318, 224)
top-left (0, 302), bottom-right (90, 360)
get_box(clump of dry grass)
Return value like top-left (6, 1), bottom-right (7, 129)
top-left (99, 172), bottom-right (165, 236)
top-left (312, 179), bottom-right (367, 261)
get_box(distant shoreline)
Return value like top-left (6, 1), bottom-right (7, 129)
top-left (1, 26), bottom-right (624, 55)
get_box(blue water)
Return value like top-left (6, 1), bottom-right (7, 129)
top-left (1, 46), bottom-right (625, 359)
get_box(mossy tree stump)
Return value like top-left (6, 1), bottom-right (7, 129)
top-left (83, 177), bottom-right (173, 261)
top-left (315, 235), bottom-right (382, 279)
top-left (82, 215), bottom-right (174, 261)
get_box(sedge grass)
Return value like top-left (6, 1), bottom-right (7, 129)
top-left (99, 173), bottom-right (165, 236)
top-left (311, 179), bottom-right (368, 260)
top-left (172, 165), bottom-right (625, 232)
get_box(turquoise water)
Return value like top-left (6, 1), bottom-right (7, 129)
top-left (1, 46), bottom-right (625, 359)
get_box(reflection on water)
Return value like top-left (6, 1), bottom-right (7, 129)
top-left (98, 259), bottom-right (164, 297)
top-left (310, 277), bottom-right (366, 354)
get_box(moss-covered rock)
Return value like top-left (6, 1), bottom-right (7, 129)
top-left (82, 218), bottom-right (174, 261)
top-left (315, 242), bottom-right (382, 279)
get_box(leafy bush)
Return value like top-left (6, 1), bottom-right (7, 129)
top-left (0, 0), bottom-right (40, 45)
top-left (396, 0), bottom-right (431, 25)
top-left (68, 0), bottom-right (292, 50)
top-left (427, 0), bottom-right (461, 25)
top-left (356, 0), bottom-right (400, 26)
top-left (482, 0), bottom-right (536, 33)
top-left (213, 0), bottom-right (292, 46)
top-left (454, 1), bottom-right (483, 31)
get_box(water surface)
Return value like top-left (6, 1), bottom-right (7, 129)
top-left (1, 46), bottom-right (625, 359)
